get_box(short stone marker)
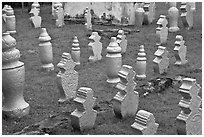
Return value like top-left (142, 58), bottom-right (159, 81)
top-left (136, 45), bottom-right (146, 79)
top-left (88, 32), bottom-right (102, 62)
top-left (38, 28), bottom-right (54, 71)
top-left (180, 2), bottom-right (194, 30)
top-left (112, 65), bottom-right (139, 118)
top-left (143, 2), bottom-right (155, 25)
top-left (55, 6), bottom-right (64, 28)
top-left (117, 30), bottom-right (127, 54)
top-left (153, 45), bottom-right (169, 74)
top-left (156, 15), bottom-right (168, 45)
top-left (168, 4), bottom-right (179, 32)
top-left (176, 78), bottom-right (202, 135)
top-left (70, 87), bottom-right (97, 131)
top-left (131, 110), bottom-right (159, 135)
top-left (106, 37), bottom-right (122, 84)
top-left (174, 35), bottom-right (188, 65)
top-left (56, 53), bottom-right (78, 103)
top-left (29, 7), bottom-right (41, 28)
top-left (71, 36), bottom-right (80, 65)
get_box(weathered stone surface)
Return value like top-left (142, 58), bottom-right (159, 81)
top-left (2, 32), bottom-right (29, 118)
top-left (131, 110), bottom-right (159, 135)
top-left (55, 6), bottom-right (64, 27)
top-left (180, 2), bottom-right (194, 30)
top-left (176, 78), bottom-right (202, 135)
top-left (30, 7), bottom-right (41, 28)
top-left (56, 53), bottom-right (78, 103)
top-left (88, 32), bottom-right (102, 62)
top-left (5, 5), bottom-right (16, 34)
top-left (112, 65), bottom-right (139, 118)
top-left (136, 45), bottom-right (146, 79)
top-left (168, 6), bottom-right (179, 32)
top-left (85, 7), bottom-right (92, 30)
top-left (174, 35), bottom-right (188, 65)
top-left (71, 36), bottom-right (80, 65)
top-left (156, 15), bottom-right (168, 45)
top-left (70, 87), bottom-right (97, 131)
top-left (143, 2), bottom-right (155, 25)
top-left (106, 37), bottom-right (122, 84)
top-left (38, 28), bottom-right (54, 71)
top-left (135, 7), bottom-right (144, 27)
top-left (153, 45), bottom-right (169, 74)
top-left (117, 30), bottom-right (127, 54)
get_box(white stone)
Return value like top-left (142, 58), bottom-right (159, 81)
top-left (117, 30), bottom-right (127, 54)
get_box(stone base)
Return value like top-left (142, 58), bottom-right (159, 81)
top-left (41, 63), bottom-right (54, 72)
top-left (106, 77), bottom-right (120, 84)
top-left (169, 27), bottom-right (180, 32)
top-left (136, 74), bottom-right (146, 80)
top-left (2, 104), bottom-right (30, 119)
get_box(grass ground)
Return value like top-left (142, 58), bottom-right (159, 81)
top-left (2, 2), bottom-right (202, 135)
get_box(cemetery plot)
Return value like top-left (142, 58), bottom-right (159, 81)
top-left (2, 2), bottom-right (202, 135)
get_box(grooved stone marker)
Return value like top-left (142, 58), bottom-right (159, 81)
top-left (2, 33), bottom-right (30, 118)
top-left (131, 110), bottom-right (159, 135)
top-left (88, 32), bottom-right (102, 61)
top-left (156, 15), bottom-right (168, 45)
top-left (136, 45), bottom-right (146, 79)
top-left (174, 35), bottom-right (188, 65)
top-left (106, 37), bottom-right (122, 84)
top-left (71, 36), bottom-right (80, 65)
top-left (29, 7), bottom-right (41, 28)
top-left (117, 30), bottom-right (127, 54)
top-left (176, 78), bottom-right (202, 135)
top-left (143, 2), bottom-right (155, 25)
top-left (153, 45), bottom-right (169, 74)
top-left (70, 87), bottom-right (97, 131)
top-left (56, 53), bottom-right (78, 103)
top-left (38, 28), bottom-right (54, 71)
top-left (180, 2), bottom-right (194, 30)
top-left (112, 65), bottom-right (139, 118)
top-left (168, 4), bottom-right (179, 32)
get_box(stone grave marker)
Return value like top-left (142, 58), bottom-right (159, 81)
top-left (38, 28), bottom-right (54, 71)
top-left (70, 87), bottom-right (97, 131)
top-left (168, 4), bottom-right (179, 32)
top-left (5, 5), bottom-right (16, 34)
top-left (156, 15), bottom-right (168, 45)
top-left (71, 36), bottom-right (80, 65)
top-left (85, 7), bottom-right (92, 30)
top-left (143, 2), bottom-right (155, 25)
top-left (56, 53), bottom-right (78, 103)
top-left (117, 30), bottom-right (127, 54)
top-left (153, 45), bottom-right (169, 74)
top-left (131, 110), bottom-right (159, 135)
top-left (180, 2), bottom-right (194, 30)
top-left (55, 6), bottom-right (64, 28)
top-left (30, 7), bottom-right (41, 28)
top-left (88, 32), bottom-right (102, 62)
top-left (106, 37), bottom-right (122, 84)
top-left (174, 35), bottom-right (188, 65)
top-left (112, 65), bottom-right (139, 118)
top-left (176, 78), bottom-right (202, 135)
top-left (135, 7), bottom-right (145, 27)
top-left (136, 45), bottom-right (146, 79)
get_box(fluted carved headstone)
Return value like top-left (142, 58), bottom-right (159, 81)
top-left (2, 32), bottom-right (30, 118)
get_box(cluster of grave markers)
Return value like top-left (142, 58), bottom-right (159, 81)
top-left (2, 2), bottom-right (201, 135)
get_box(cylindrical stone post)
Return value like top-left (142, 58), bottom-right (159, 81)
top-left (2, 32), bottom-right (30, 118)
top-left (106, 37), bottom-right (122, 84)
top-left (136, 45), bottom-right (146, 79)
top-left (38, 28), bottom-right (54, 71)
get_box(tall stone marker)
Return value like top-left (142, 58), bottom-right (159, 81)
top-left (30, 7), bottom-right (41, 28)
top-left (156, 15), bottom-right (168, 45)
top-left (70, 87), bottom-right (97, 131)
top-left (112, 65), bottom-right (139, 118)
top-left (71, 36), bottom-right (80, 65)
top-left (56, 53), bottom-right (78, 103)
top-left (168, 3), bottom-right (179, 32)
top-left (117, 30), bottom-right (127, 54)
top-left (176, 78), bottom-right (202, 135)
top-left (174, 35), bottom-right (188, 65)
